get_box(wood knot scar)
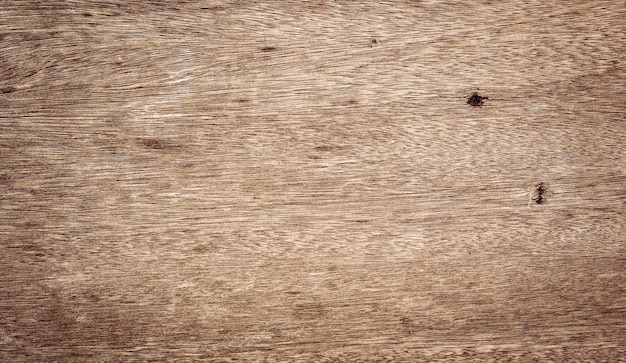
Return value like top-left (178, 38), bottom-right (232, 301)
top-left (467, 92), bottom-right (488, 106)
top-left (532, 182), bottom-right (547, 204)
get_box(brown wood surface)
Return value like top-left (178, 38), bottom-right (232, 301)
top-left (1, 1), bottom-right (625, 361)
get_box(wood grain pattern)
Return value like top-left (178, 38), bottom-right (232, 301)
top-left (1, 1), bottom-right (625, 361)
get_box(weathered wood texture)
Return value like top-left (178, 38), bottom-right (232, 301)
top-left (1, 1), bottom-right (625, 361)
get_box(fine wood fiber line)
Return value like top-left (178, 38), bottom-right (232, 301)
top-left (1, 1), bottom-right (625, 362)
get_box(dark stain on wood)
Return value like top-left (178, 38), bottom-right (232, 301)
top-left (400, 316), bottom-right (415, 335)
top-left (467, 92), bottom-right (488, 106)
top-left (260, 46), bottom-right (278, 52)
top-left (293, 303), bottom-right (326, 320)
top-left (1, 86), bottom-right (17, 93)
top-left (200, 6), bottom-right (226, 11)
top-left (192, 243), bottom-right (216, 254)
top-left (0, 173), bottom-right (12, 185)
top-left (314, 145), bottom-right (345, 152)
top-left (532, 182), bottom-right (546, 204)
top-left (138, 138), bottom-right (181, 151)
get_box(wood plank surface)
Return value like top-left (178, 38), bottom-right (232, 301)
top-left (1, 1), bottom-right (625, 361)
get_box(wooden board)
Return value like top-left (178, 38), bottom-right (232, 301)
top-left (1, 1), bottom-right (625, 361)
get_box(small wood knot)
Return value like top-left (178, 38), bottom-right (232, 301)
top-left (532, 182), bottom-right (546, 204)
top-left (467, 92), bottom-right (488, 106)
